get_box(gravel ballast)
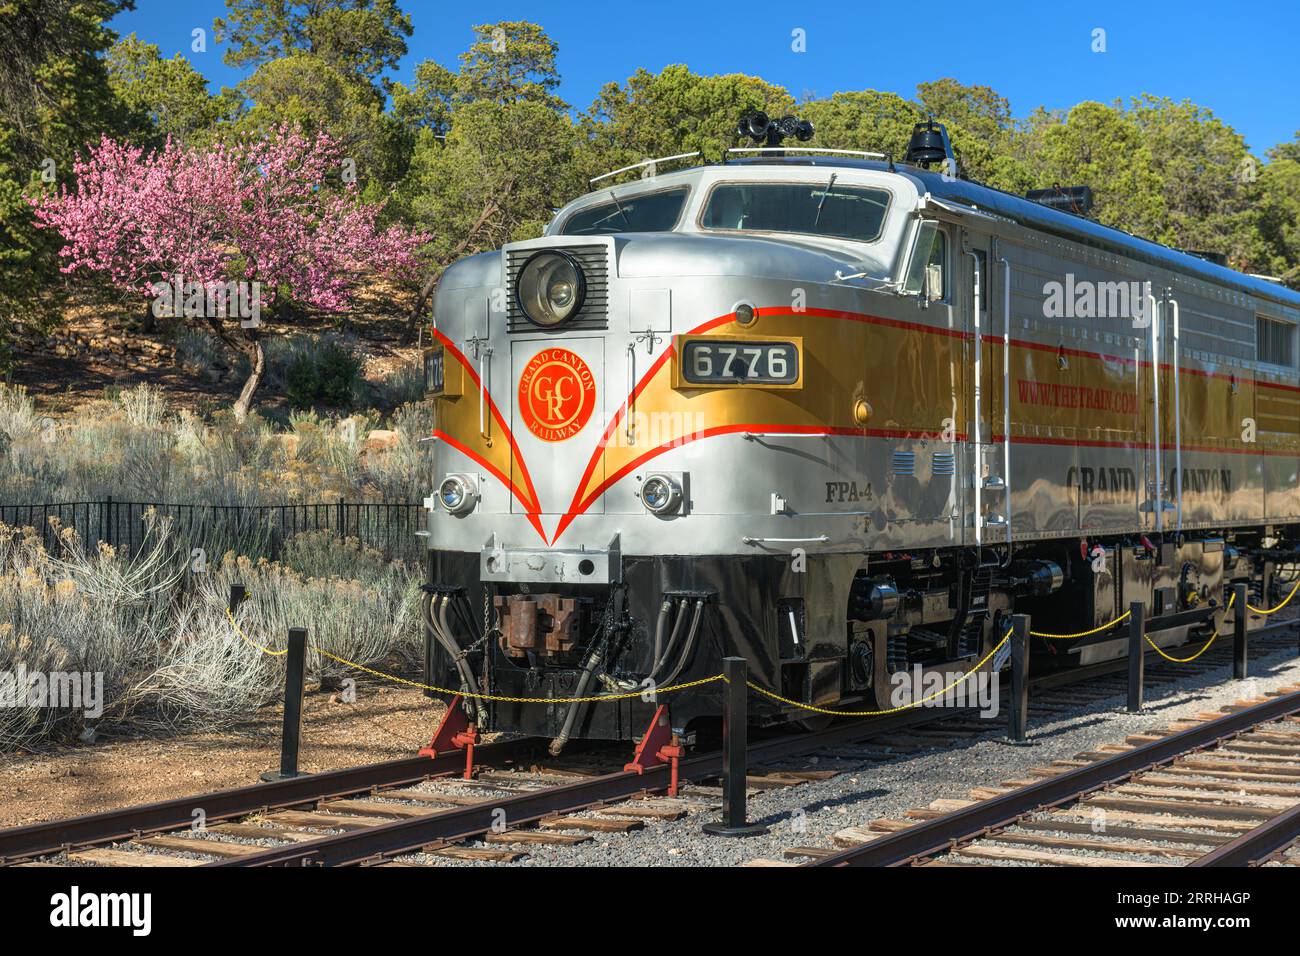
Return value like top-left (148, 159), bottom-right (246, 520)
top-left (432, 623), bottom-right (1300, 867)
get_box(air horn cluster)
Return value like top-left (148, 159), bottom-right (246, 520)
top-left (736, 111), bottom-right (815, 147)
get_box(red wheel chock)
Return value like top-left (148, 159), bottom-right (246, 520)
top-left (418, 694), bottom-right (481, 780)
top-left (623, 704), bottom-right (682, 797)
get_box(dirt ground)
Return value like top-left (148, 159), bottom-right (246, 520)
top-left (11, 280), bottom-right (423, 417)
top-left (0, 284), bottom-right (446, 830)
top-left (0, 685), bottom-right (445, 829)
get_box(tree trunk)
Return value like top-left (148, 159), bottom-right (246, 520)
top-left (232, 334), bottom-right (265, 422)
top-left (400, 268), bottom-right (442, 345)
top-left (399, 179), bottom-right (516, 344)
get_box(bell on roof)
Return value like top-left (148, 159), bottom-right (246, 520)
top-left (904, 118), bottom-right (954, 169)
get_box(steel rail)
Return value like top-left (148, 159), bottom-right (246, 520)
top-left (221, 624), bottom-right (1300, 867)
top-left (2, 620), bottom-right (1293, 866)
top-left (1191, 801), bottom-right (1300, 867)
top-left (215, 707), bottom-right (958, 867)
top-left (807, 687), bottom-right (1300, 867)
top-left (0, 736), bottom-right (542, 864)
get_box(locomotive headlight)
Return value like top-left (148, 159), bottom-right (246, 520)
top-left (438, 474), bottom-right (478, 515)
top-left (516, 251), bottom-right (586, 328)
top-left (639, 474), bottom-right (682, 516)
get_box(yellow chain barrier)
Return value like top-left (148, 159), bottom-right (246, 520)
top-left (226, 606), bottom-right (720, 704)
top-left (1144, 631), bottom-right (1218, 663)
top-left (1030, 610), bottom-right (1131, 640)
top-left (313, 645), bottom-right (723, 703)
top-left (229, 604), bottom-right (1007, 714)
top-left (1248, 577), bottom-right (1300, 615)
top-left (228, 573), bottom-right (1297, 710)
top-left (744, 628), bottom-right (1013, 717)
top-left (226, 606), bottom-right (288, 656)
top-left (1135, 576), bottom-right (1300, 665)
top-left (1141, 576), bottom-right (1299, 663)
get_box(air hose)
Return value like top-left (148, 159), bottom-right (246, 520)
top-left (650, 597), bottom-right (673, 677)
top-left (658, 598), bottom-right (705, 688)
top-left (548, 638), bottom-right (605, 756)
top-left (651, 597), bottom-right (688, 679)
top-left (423, 591), bottom-right (486, 723)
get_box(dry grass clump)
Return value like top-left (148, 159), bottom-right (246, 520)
top-left (0, 382), bottom-right (431, 506)
top-left (0, 517), bottom-right (423, 752)
top-left (0, 516), bottom-right (181, 748)
top-left (0, 375), bottom-right (432, 752)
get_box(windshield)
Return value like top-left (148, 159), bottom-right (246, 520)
top-left (561, 187), bottom-right (688, 235)
top-left (700, 181), bottom-right (890, 242)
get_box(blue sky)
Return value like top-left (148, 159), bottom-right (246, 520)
top-left (111, 0), bottom-right (1298, 155)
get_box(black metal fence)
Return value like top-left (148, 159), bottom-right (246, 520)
top-left (0, 498), bottom-right (426, 563)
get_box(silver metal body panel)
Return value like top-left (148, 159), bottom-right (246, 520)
top-left (428, 158), bottom-right (1300, 566)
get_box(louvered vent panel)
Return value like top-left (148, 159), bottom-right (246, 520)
top-left (891, 451), bottom-right (916, 476)
top-left (506, 245), bottom-right (610, 332)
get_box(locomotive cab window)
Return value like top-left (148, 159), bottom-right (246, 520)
top-left (903, 221), bottom-right (948, 301)
top-left (700, 181), bottom-right (890, 242)
top-left (1256, 314), bottom-right (1297, 369)
top-left (560, 187), bottom-right (689, 235)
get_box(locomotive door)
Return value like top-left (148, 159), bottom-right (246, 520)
top-left (959, 228), bottom-right (1007, 546)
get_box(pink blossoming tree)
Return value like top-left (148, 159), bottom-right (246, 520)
top-left (31, 126), bottom-right (428, 419)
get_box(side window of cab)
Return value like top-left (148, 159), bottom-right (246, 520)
top-left (904, 222), bottom-right (948, 303)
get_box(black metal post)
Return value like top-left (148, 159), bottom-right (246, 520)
top-left (703, 657), bottom-right (766, 837)
top-left (1008, 614), bottom-right (1030, 742)
top-left (1127, 601), bottom-right (1145, 713)
top-left (1234, 582), bottom-right (1249, 680)
top-left (261, 627), bottom-right (308, 782)
top-left (228, 582), bottom-right (246, 615)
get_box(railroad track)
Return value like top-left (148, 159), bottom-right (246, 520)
top-left (0, 709), bottom-right (952, 867)
top-left (3, 618), bottom-right (1296, 868)
top-left (0, 735), bottom-right (558, 865)
top-left (799, 684), bottom-right (1300, 868)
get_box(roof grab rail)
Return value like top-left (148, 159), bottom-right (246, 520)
top-left (589, 152), bottom-right (702, 185)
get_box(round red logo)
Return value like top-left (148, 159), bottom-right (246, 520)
top-left (517, 348), bottom-right (596, 442)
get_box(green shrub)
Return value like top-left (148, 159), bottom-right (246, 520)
top-left (284, 341), bottom-right (362, 410)
top-left (318, 341), bottom-right (362, 406)
top-left (285, 352), bottom-right (319, 410)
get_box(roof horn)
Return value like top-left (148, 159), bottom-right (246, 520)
top-left (736, 111), bottom-right (815, 148)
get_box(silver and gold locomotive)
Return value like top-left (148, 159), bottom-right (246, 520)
top-left (421, 118), bottom-right (1300, 749)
